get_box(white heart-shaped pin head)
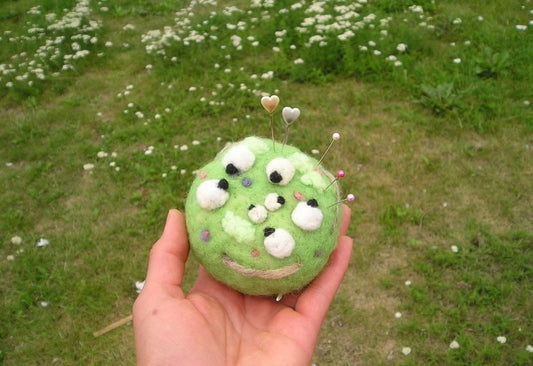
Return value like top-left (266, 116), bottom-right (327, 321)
top-left (282, 107), bottom-right (300, 124)
top-left (261, 95), bottom-right (280, 114)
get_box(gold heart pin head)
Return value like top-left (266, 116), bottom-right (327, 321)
top-left (261, 95), bottom-right (280, 114)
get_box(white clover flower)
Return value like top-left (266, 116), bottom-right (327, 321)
top-left (180, 145), bottom-right (188, 151)
top-left (402, 347), bottom-right (411, 355)
top-left (496, 336), bottom-right (507, 344)
top-left (83, 163), bottom-right (95, 171)
top-left (97, 151), bottom-right (108, 158)
top-left (453, 58), bottom-right (462, 64)
top-left (452, 18), bottom-right (462, 25)
top-left (526, 345), bottom-right (533, 353)
top-left (105, 41), bottom-right (113, 47)
top-left (37, 238), bottom-right (49, 247)
top-left (449, 340), bottom-right (460, 349)
top-left (261, 71), bottom-right (274, 79)
top-left (45, 13), bottom-right (57, 22)
top-left (373, 50), bottom-right (382, 55)
top-left (368, 40), bottom-right (376, 47)
top-left (7, 255), bottom-right (15, 261)
top-left (11, 236), bottom-right (22, 245)
top-left (405, 280), bottom-right (412, 286)
top-left (338, 30), bottom-right (355, 41)
top-left (397, 43), bottom-right (407, 52)
top-left (409, 5), bottom-right (424, 14)
top-left (395, 312), bottom-right (402, 318)
top-left (394, 60), bottom-right (403, 67)
top-left (359, 45), bottom-right (368, 51)
top-left (516, 25), bottom-right (527, 31)
top-left (294, 58), bottom-right (304, 64)
top-left (451, 245), bottom-right (459, 253)
top-left (272, 46), bottom-right (280, 52)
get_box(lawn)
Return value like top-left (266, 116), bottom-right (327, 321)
top-left (1, 0), bottom-right (532, 365)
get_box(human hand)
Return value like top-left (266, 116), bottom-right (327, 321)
top-left (133, 206), bottom-right (353, 366)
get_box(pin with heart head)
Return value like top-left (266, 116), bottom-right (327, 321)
top-left (281, 106), bottom-right (300, 152)
top-left (261, 95), bottom-right (280, 151)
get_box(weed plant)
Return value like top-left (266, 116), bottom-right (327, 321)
top-left (1, 0), bottom-right (532, 365)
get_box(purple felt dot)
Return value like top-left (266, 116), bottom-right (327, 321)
top-left (242, 177), bottom-right (252, 187)
top-left (200, 229), bottom-right (210, 242)
top-left (315, 250), bottom-right (323, 257)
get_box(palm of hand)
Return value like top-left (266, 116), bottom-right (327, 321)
top-left (134, 208), bottom-right (352, 366)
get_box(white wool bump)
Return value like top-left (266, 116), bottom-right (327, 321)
top-left (264, 193), bottom-right (282, 211)
top-left (196, 179), bottom-right (229, 210)
top-left (291, 202), bottom-right (323, 231)
top-left (266, 157), bottom-right (295, 185)
top-left (222, 145), bottom-right (255, 173)
top-left (248, 205), bottom-right (268, 224)
top-left (264, 228), bottom-right (295, 258)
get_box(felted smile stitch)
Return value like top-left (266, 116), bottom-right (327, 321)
top-left (222, 255), bottom-right (302, 280)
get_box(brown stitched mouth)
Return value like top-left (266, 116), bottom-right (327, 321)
top-left (222, 255), bottom-right (301, 280)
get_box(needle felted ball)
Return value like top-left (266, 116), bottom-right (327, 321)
top-left (185, 136), bottom-right (342, 296)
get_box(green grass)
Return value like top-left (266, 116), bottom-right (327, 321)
top-left (1, 0), bottom-right (532, 365)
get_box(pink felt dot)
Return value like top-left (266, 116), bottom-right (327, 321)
top-left (252, 249), bottom-right (260, 258)
top-left (199, 171), bottom-right (207, 179)
top-left (200, 229), bottom-right (210, 242)
top-left (337, 170), bottom-right (345, 178)
top-left (294, 192), bottom-right (303, 201)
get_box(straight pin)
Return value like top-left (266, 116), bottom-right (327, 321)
top-left (324, 170), bottom-right (345, 191)
top-left (316, 132), bottom-right (340, 167)
top-left (328, 193), bottom-right (355, 208)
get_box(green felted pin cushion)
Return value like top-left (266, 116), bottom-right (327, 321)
top-left (185, 136), bottom-right (342, 296)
